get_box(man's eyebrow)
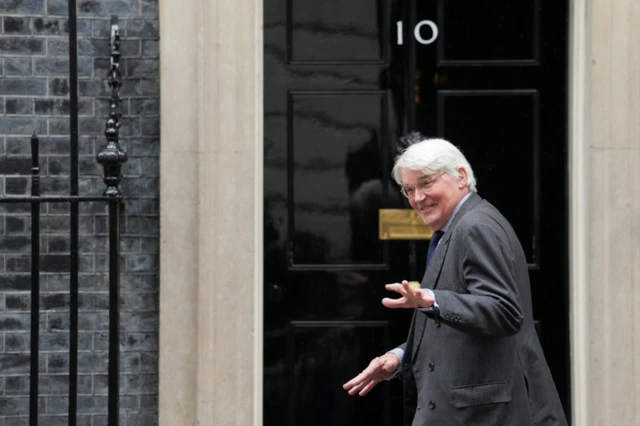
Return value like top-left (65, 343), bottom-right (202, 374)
top-left (413, 175), bottom-right (435, 184)
top-left (402, 175), bottom-right (433, 187)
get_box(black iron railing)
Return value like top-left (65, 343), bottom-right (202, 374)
top-left (0, 13), bottom-right (127, 426)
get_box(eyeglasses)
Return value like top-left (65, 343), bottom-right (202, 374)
top-left (400, 172), bottom-right (445, 199)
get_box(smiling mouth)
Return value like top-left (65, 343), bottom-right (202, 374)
top-left (421, 204), bottom-right (436, 212)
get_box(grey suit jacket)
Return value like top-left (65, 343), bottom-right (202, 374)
top-left (400, 193), bottom-right (567, 426)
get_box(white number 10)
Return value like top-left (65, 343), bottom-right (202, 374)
top-left (396, 20), bottom-right (439, 45)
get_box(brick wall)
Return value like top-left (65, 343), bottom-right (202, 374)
top-left (0, 0), bottom-right (159, 425)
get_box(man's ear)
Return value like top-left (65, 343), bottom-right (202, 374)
top-left (457, 167), bottom-right (468, 189)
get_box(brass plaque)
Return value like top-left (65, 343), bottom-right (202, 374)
top-left (379, 209), bottom-right (434, 240)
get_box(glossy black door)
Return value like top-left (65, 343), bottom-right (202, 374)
top-left (264, 1), bottom-right (413, 424)
top-left (264, 0), bottom-right (569, 424)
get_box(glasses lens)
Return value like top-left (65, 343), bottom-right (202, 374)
top-left (400, 173), bottom-right (443, 198)
top-left (418, 179), bottom-right (433, 192)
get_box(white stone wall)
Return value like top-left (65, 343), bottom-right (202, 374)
top-left (571, 0), bottom-right (640, 424)
top-left (159, 0), bottom-right (263, 424)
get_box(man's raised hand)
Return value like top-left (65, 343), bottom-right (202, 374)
top-left (382, 280), bottom-right (435, 309)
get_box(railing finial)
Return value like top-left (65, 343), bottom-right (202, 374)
top-left (97, 15), bottom-right (127, 197)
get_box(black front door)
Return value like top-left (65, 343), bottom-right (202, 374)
top-left (264, 1), bottom-right (569, 424)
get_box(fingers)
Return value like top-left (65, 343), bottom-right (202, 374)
top-left (386, 280), bottom-right (418, 297)
top-left (343, 372), bottom-right (366, 391)
top-left (400, 280), bottom-right (416, 295)
top-left (343, 359), bottom-right (377, 390)
top-left (358, 379), bottom-right (378, 396)
top-left (385, 282), bottom-right (406, 294)
top-left (344, 371), bottom-right (374, 395)
top-left (383, 280), bottom-right (421, 309)
top-left (344, 358), bottom-right (384, 396)
top-left (345, 378), bottom-right (370, 395)
top-left (382, 296), bottom-right (407, 308)
top-left (344, 375), bottom-right (379, 396)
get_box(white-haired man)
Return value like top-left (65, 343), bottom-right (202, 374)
top-left (344, 139), bottom-right (567, 425)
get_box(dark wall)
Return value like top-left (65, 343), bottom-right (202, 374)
top-left (0, 0), bottom-right (159, 424)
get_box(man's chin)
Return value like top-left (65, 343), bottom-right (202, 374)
top-left (420, 214), bottom-right (434, 227)
top-left (421, 214), bottom-right (443, 230)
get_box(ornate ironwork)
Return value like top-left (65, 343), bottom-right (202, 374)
top-left (97, 15), bottom-right (128, 197)
top-left (0, 13), bottom-right (127, 426)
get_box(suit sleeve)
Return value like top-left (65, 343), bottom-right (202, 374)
top-left (428, 221), bottom-right (524, 337)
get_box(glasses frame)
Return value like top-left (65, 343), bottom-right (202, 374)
top-left (399, 172), bottom-right (445, 199)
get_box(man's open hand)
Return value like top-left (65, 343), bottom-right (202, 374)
top-left (382, 280), bottom-right (435, 309)
top-left (343, 352), bottom-right (401, 396)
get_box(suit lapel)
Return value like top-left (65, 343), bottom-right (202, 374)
top-left (421, 237), bottom-right (450, 291)
top-left (422, 192), bottom-right (482, 291)
top-left (410, 239), bottom-right (452, 361)
top-left (410, 192), bottom-right (483, 361)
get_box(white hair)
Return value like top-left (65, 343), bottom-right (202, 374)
top-left (392, 138), bottom-right (477, 192)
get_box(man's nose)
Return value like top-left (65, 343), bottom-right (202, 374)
top-left (413, 188), bottom-right (427, 202)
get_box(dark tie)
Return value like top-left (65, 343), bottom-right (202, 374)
top-left (426, 230), bottom-right (444, 268)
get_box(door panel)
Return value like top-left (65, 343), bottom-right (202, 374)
top-left (437, 91), bottom-right (539, 265)
top-left (287, 321), bottom-right (390, 426)
top-left (265, 0), bottom-right (569, 424)
top-left (288, 91), bottom-right (390, 268)
top-left (288, 0), bottom-right (389, 63)
top-left (265, 1), bottom-right (409, 424)
top-left (438, 0), bottom-right (538, 63)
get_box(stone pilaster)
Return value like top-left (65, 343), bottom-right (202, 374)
top-left (158, 0), bottom-right (263, 424)
top-left (571, 0), bottom-right (640, 424)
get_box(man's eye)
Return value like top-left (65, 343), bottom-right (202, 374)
top-left (418, 180), bottom-right (432, 190)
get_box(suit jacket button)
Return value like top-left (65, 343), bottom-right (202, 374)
top-left (428, 362), bottom-right (434, 371)
top-left (429, 401), bottom-right (436, 409)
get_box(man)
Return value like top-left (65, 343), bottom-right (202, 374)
top-left (343, 138), bottom-right (567, 425)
